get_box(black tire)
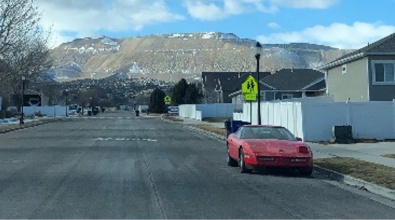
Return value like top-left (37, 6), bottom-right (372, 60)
top-left (227, 146), bottom-right (238, 167)
top-left (239, 149), bottom-right (251, 173)
top-left (300, 167), bottom-right (313, 176)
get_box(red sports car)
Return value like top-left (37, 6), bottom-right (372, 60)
top-left (226, 125), bottom-right (313, 175)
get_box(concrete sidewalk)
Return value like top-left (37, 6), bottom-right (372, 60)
top-left (309, 142), bottom-right (395, 169)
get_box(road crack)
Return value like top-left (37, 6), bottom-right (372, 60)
top-left (142, 154), bottom-right (167, 219)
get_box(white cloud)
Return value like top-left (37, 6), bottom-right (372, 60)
top-left (184, 0), bottom-right (278, 21)
top-left (184, 1), bottom-right (226, 20)
top-left (36, 0), bottom-right (184, 47)
top-left (257, 22), bottom-right (395, 49)
top-left (268, 22), bottom-right (281, 29)
top-left (184, 0), bottom-right (339, 20)
top-left (269, 0), bottom-right (340, 9)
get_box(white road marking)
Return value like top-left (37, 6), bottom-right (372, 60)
top-left (94, 137), bottom-right (158, 142)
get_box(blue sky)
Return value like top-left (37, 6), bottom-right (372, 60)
top-left (36, 0), bottom-right (395, 49)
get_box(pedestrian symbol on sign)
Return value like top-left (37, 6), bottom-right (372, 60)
top-left (241, 75), bottom-right (258, 95)
top-left (247, 80), bottom-right (255, 93)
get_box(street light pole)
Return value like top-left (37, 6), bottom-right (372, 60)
top-left (255, 42), bottom-right (262, 125)
top-left (65, 89), bottom-right (69, 106)
top-left (65, 89), bottom-right (69, 117)
top-left (20, 76), bottom-right (25, 125)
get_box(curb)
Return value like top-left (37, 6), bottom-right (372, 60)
top-left (188, 126), bottom-right (227, 141)
top-left (313, 165), bottom-right (395, 201)
top-left (0, 118), bottom-right (66, 134)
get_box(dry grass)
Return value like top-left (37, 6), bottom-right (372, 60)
top-left (192, 124), bottom-right (227, 136)
top-left (315, 157), bottom-right (395, 190)
top-left (162, 115), bottom-right (184, 122)
top-left (0, 118), bottom-right (61, 133)
top-left (0, 124), bottom-right (21, 132)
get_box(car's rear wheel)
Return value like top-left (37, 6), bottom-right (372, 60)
top-left (227, 145), bottom-right (238, 167)
top-left (239, 149), bottom-right (251, 173)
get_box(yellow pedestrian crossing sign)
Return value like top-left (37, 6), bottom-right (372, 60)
top-left (164, 95), bottom-right (171, 105)
top-left (242, 75), bottom-right (258, 95)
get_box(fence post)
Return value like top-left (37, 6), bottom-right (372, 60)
top-left (346, 100), bottom-right (351, 125)
top-left (393, 99), bottom-right (395, 139)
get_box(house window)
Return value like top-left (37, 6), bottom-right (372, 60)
top-left (281, 94), bottom-right (293, 100)
top-left (372, 61), bottom-right (395, 84)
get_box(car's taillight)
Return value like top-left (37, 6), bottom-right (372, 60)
top-left (298, 146), bottom-right (309, 154)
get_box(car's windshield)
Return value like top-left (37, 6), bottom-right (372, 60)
top-left (241, 127), bottom-right (296, 141)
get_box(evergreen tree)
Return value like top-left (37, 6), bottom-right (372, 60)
top-left (149, 88), bottom-right (166, 113)
top-left (171, 78), bottom-right (188, 105)
top-left (184, 83), bottom-right (202, 104)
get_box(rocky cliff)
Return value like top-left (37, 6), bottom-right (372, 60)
top-left (50, 32), bottom-right (351, 82)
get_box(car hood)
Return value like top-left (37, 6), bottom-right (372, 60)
top-left (244, 139), bottom-right (310, 156)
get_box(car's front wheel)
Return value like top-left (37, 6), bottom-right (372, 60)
top-left (239, 149), bottom-right (251, 173)
top-left (227, 146), bottom-right (238, 167)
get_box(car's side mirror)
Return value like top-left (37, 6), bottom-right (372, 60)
top-left (296, 137), bottom-right (303, 142)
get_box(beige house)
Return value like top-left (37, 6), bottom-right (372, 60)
top-left (321, 33), bottom-right (395, 102)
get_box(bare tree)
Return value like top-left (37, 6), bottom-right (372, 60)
top-left (0, 0), bottom-right (40, 59)
top-left (0, 0), bottom-right (52, 108)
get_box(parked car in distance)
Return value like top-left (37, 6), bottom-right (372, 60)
top-left (226, 125), bottom-right (313, 175)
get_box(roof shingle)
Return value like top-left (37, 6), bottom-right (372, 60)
top-left (260, 69), bottom-right (325, 90)
top-left (321, 32), bottom-right (395, 70)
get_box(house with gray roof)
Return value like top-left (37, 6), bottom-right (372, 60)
top-left (320, 32), bottom-right (395, 102)
top-left (201, 72), bottom-right (271, 103)
top-left (229, 69), bottom-right (325, 104)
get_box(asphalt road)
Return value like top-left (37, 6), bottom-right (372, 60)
top-left (1, 111), bottom-right (395, 219)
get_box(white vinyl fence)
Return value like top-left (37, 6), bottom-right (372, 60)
top-left (179, 103), bottom-right (242, 121)
top-left (234, 99), bottom-right (395, 141)
top-left (23, 106), bottom-right (68, 117)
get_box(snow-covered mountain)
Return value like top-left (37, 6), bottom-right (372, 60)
top-left (50, 32), bottom-right (351, 82)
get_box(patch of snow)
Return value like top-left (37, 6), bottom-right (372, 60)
top-left (101, 38), bottom-right (118, 46)
top-left (78, 46), bottom-right (85, 54)
top-left (169, 33), bottom-right (184, 38)
top-left (67, 47), bottom-right (78, 51)
top-left (57, 76), bottom-right (70, 80)
top-left (91, 35), bottom-right (104, 40)
top-left (202, 32), bottom-right (215, 39)
top-left (129, 62), bottom-right (143, 74)
top-left (86, 47), bottom-right (95, 53)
